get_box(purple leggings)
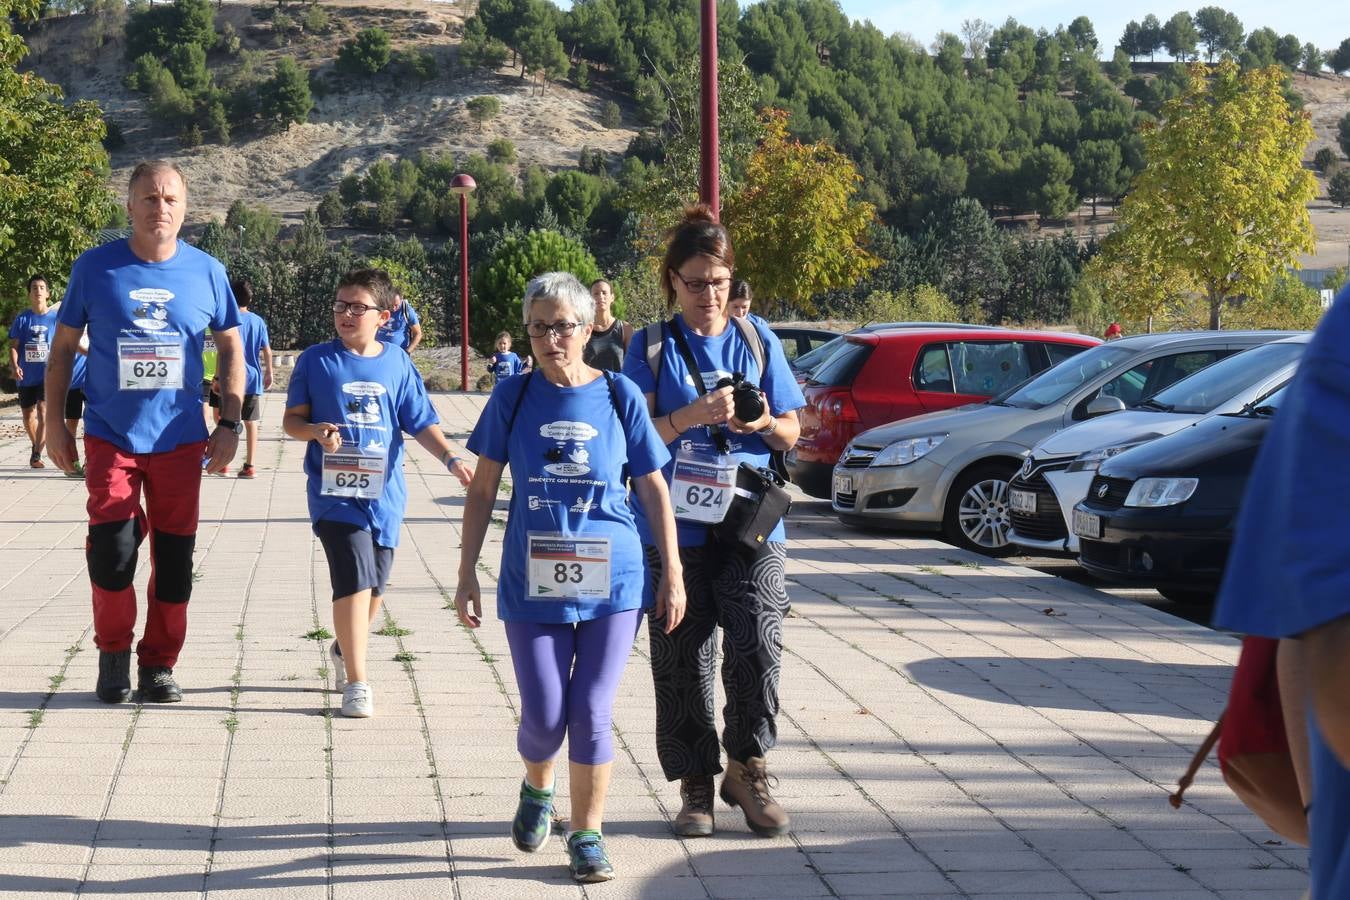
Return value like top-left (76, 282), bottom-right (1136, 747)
top-left (504, 608), bottom-right (643, 766)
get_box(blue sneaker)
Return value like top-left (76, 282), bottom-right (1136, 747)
top-left (567, 830), bottom-right (614, 883)
top-left (511, 780), bottom-right (554, 852)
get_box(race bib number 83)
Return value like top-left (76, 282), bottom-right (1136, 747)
top-left (527, 534), bottom-right (612, 600)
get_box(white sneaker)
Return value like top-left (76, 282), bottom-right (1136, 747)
top-left (329, 641), bottom-right (346, 692)
top-left (341, 681), bottom-right (373, 718)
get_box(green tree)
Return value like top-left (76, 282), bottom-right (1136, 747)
top-left (1194, 7), bottom-right (1243, 62)
top-left (466, 95), bottom-right (501, 131)
top-left (1328, 37), bottom-right (1350, 74)
top-left (1330, 169), bottom-right (1350, 207)
top-left (723, 109), bottom-right (879, 314)
top-left (0, 0), bottom-right (117, 308)
top-left (337, 27), bottom-right (391, 76)
top-left (857, 285), bottom-right (960, 324)
top-left (1274, 34), bottom-right (1304, 69)
top-left (920, 198), bottom-right (1007, 319)
top-left (572, 59), bottom-right (591, 91)
top-left (1138, 14), bottom-right (1164, 60)
top-left (544, 171), bottom-right (600, 231)
top-left (1314, 147), bottom-right (1338, 173)
top-left (599, 100), bottom-right (621, 129)
top-left (317, 191), bottom-right (345, 227)
top-left (1304, 44), bottom-right (1325, 75)
top-left (1162, 12), bottom-right (1199, 62)
top-left (165, 41), bottom-right (209, 94)
top-left (1066, 16), bottom-right (1097, 55)
top-left (487, 138), bottom-right (516, 164)
top-left (634, 74), bottom-right (667, 126)
top-left (1339, 113), bottom-right (1350, 158)
top-left (1017, 143), bottom-right (1075, 219)
top-left (1105, 62), bottom-right (1317, 329)
top-left (471, 228), bottom-right (601, 353)
top-left (1226, 271), bottom-right (1325, 330)
top-left (258, 57), bottom-right (312, 129)
top-left (225, 200), bottom-right (282, 252)
top-left (459, 16), bottom-right (510, 71)
top-left (1073, 139), bottom-right (1124, 214)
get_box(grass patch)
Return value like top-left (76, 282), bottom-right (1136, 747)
top-left (281, 674), bottom-right (300, 681)
top-left (376, 622), bottom-right (412, 637)
top-left (303, 626), bottom-right (334, 641)
top-left (26, 709), bottom-right (44, 729)
top-left (48, 673), bottom-right (65, 691)
top-left (223, 715), bottom-right (239, 733)
top-left (394, 650), bottom-right (417, 663)
top-left (917, 565), bottom-right (944, 576)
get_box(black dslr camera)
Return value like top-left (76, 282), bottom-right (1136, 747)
top-left (714, 372), bottom-right (766, 422)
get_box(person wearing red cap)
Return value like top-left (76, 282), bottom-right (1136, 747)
top-left (1104, 322), bottom-right (1123, 340)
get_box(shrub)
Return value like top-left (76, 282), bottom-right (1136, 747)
top-left (487, 138), bottom-right (516, 164)
top-left (855, 285), bottom-right (961, 324)
top-left (1314, 147), bottom-right (1338, 173)
top-left (471, 229), bottom-right (602, 353)
top-left (317, 192), bottom-right (345, 227)
top-left (466, 95), bottom-right (501, 131)
top-left (600, 100), bottom-right (621, 129)
top-left (1331, 169), bottom-right (1350, 207)
top-left (573, 59), bottom-right (591, 91)
top-left (302, 4), bottom-right (330, 35)
top-left (337, 27), bottom-right (391, 76)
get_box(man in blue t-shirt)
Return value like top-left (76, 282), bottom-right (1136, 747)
top-left (223, 277), bottom-right (272, 480)
top-left (376, 292), bottom-right (422, 353)
top-left (44, 160), bottom-right (245, 707)
top-left (8, 274), bottom-right (59, 468)
top-left (1214, 282), bottom-right (1350, 900)
top-left (285, 268), bottom-right (471, 719)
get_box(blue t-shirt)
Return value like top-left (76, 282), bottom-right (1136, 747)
top-left (8, 308), bottom-right (60, 387)
top-left (621, 315), bottom-right (806, 547)
top-left (466, 371), bottom-right (670, 624)
top-left (491, 351), bottom-right (525, 383)
top-left (287, 340), bottom-right (438, 549)
top-left (70, 347), bottom-right (87, 391)
top-left (377, 300), bottom-right (420, 350)
top-left (1213, 283), bottom-right (1350, 900)
top-left (237, 310), bottom-right (271, 396)
top-left (59, 239), bottom-right (239, 454)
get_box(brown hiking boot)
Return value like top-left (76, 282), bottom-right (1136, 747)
top-left (673, 775), bottom-right (715, 837)
top-left (720, 757), bottom-right (790, 837)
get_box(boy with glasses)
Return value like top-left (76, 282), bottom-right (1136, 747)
top-left (284, 269), bottom-right (473, 718)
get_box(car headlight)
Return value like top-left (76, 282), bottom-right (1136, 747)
top-left (1067, 442), bottom-right (1146, 474)
top-left (1124, 477), bottom-right (1198, 507)
top-left (871, 434), bottom-right (946, 467)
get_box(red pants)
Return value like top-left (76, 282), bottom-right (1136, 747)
top-left (84, 435), bottom-right (205, 668)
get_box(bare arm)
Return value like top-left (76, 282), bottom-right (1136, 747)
top-left (412, 423), bottom-right (474, 486)
top-left (1277, 638), bottom-right (1313, 808)
top-left (205, 327), bottom-right (244, 473)
top-left (42, 323), bottom-right (82, 472)
top-left (261, 344), bottom-right (274, 390)
top-left (8, 344), bottom-right (19, 382)
top-left (631, 471), bottom-right (686, 633)
top-left (454, 457), bottom-right (506, 629)
top-left (1304, 615), bottom-right (1350, 768)
top-left (406, 323), bottom-right (423, 353)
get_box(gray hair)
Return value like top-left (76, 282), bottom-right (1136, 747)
top-left (522, 272), bottom-right (595, 326)
top-left (128, 160), bottom-right (186, 195)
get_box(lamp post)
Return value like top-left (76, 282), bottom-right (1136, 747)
top-left (449, 173), bottom-right (477, 392)
top-left (699, 0), bottom-right (719, 217)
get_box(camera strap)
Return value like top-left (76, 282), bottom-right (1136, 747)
top-left (667, 317), bottom-right (733, 455)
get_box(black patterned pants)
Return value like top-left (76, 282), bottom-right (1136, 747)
top-left (644, 540), bottom-right (790, 781)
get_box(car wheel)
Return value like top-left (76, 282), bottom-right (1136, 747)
top-left (1158, 588), bottom-right (1214, 605)
top-left (942, 463), bottom-right (1018, 557)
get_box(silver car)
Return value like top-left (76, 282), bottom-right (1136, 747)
top-left (831, 330), bottom-right (1299, 554)
top-left (1008, 334), bottom-right (1308, 556)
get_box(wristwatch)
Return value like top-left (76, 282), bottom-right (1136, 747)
top-left (217, 418), bottom-right (243, 435)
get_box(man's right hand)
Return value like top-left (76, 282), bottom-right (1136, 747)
top-left (45, 422), bottom-right (77, 473)
top-left (11, 365), bottom-right (22, 382)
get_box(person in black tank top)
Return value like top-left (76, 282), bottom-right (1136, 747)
top-left (583, 278), bottom-right (633, 371)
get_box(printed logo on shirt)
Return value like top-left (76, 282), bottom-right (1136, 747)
top-left (528, 495), bottom-right (561, 512)
top-left (539, 420), bottom-right (599, 477)
top-left (685, 370), bottom-right (733, 390)
top-left (129, 287), bottom-right (174, 331)
top-left (570, 498), bottom-right (598, 513)
top-left (342, 381), bottom-right (386, 424)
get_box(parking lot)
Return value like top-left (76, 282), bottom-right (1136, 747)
top-left (0, 392), bottom-right (1309, 899)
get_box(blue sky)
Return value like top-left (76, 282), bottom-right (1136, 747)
top-left (831, 2), bottom-right (1344, 56)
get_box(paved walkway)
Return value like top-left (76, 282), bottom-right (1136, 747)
top-left (0, 393), bottom-right (1308, 899)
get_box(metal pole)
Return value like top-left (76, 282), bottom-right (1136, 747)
top-left (699, 0), bottom-right (719, 218)
top-left (459, 193), bottom-right (470, 392)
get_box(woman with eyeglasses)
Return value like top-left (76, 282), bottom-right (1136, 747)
top-left (284, 269), bottom-right (473, 719)
top-left (455, 272), bottom-right (685, 883)
top-left (621, 206), bottom-right (805, 839)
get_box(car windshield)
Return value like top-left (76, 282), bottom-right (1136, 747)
top-left (995, 344), bottom-right (1136, 409)
top-left (1141, 341), bottom-right (1305, 414)
top-left (792, 335), bottom-right (846, 374)
top-left (808, 340), bottom-right (871, 387)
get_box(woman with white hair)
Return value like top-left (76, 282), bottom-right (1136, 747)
top-left (455, 272), bottom-right (685, 883)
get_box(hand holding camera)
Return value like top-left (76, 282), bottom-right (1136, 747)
top-left (715, 372), bottom-right (770, 433)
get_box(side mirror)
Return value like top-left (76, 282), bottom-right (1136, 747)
top-left (1085, 395), bottom-right (1127, 417)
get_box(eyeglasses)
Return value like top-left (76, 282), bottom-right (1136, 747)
top-left (333, 301), bottom-right (383, 316)
top-left (670, 270), bottom-right (732, 295)
top-left (525, 321), bottom-right (581, 338)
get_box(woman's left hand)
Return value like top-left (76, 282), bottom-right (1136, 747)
top-left (727, 403), bottom-right (773, 436)
top-left (653, 571), bottom-right (687, 634)
top-left (449, 457), bottom-right (475, 487)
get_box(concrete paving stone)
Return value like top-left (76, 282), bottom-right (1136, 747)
top-left (701, 873), bottom-right (834, 898)
top-left (685, 844), bottom-right (815, 877)
top-left (1069, 864), bottom-right (1213, 893)
top-left (91, 838), bottom-right (212, 867)
top-left (201, 864), bottom-right (329, 893)
top-left (822, 870), bottom-right (958, 896)
top-left (79, 864), bottom-right (205, 894)
top-left (945, 868), bottom-right (1084, 894)
top-left (96, 818), bottom-right (216, 841)
top-left (927, 849), bottom-right (1055, 872)
top-left (450, 872), bottom-right (582, 899)
top-left (108, 775), bottom-right (223, 797)
top-left (1178, 866), bottom-right (1310, 892)
top-left (0, 863), bottom-right (83, 894)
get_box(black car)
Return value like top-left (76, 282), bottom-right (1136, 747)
top-left (1071, 388), bottom-right (1284, 603)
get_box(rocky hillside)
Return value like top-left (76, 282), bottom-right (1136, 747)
top-left (23, 0), bottom-right (637, 225)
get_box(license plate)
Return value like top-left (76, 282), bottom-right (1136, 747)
top-left (1010, 488), bottom-right (1036, 514)
top-left (833, 472), bottom-right (853, 496)
top-left (1073, 508), bottom-right (1102, 540)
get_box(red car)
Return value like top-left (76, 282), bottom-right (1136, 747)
top-left (787, 327), bottom-right (1101, 498)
